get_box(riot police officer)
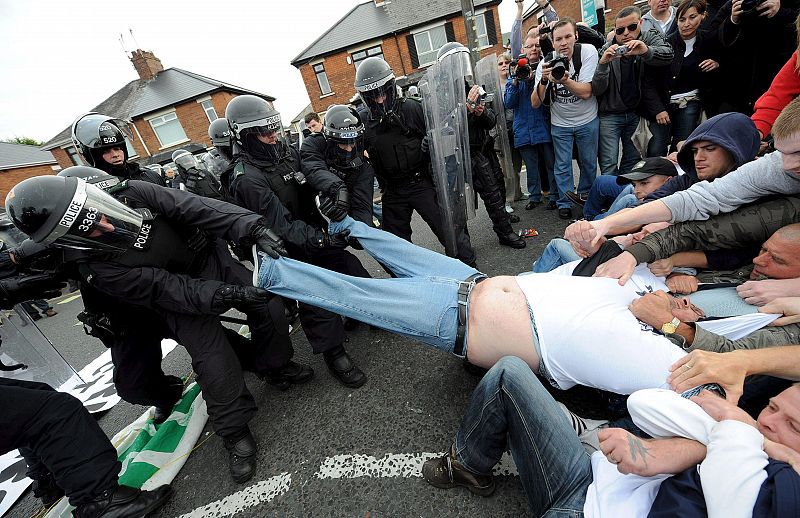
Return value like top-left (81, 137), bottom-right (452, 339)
top-left (71, 113), bottom-right (165, 186)
top-left (6, 173), bottom-right (311, 483)
top-left (436, 43), bottom-right (525, 249)
top-left (224, 95), bottom-right (368, 389)
top-left (301, 104), bottom-right (374, 225)
top-left (208, 117), bottom-right (234, 163)
top-left (354, 57), bottom-right (477, 265)
top-left (172, 149), bottom-right (224, 199)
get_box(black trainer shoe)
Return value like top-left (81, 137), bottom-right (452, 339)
top-left (422, 447), bottom-right (495, 497)
top-left (223, 430), bottom-right (258, 484)
top-left (558, 208), bottom-right (573, 220)
top-left (524, 200), bottom-right (541, 210)
top-left (508, 214), bottom-right (520, 223)
top-left (261, 361), bottom-right (314, 391)
top-left (73, 483), bottom-right (173, 518)
top-left (324, 345), bottom-right (367, 388)
top-left (565, 191), bottom-right (586, 207)
top-left (498, 232), bottom-right (526, 249)
top-left (31, 472), bottom-right (64, 508)
top-left (545, 200), bottom-right (557, 210)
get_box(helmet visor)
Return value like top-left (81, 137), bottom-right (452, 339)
top-left (72, 114), bottom-right (133, 150)
top-left (174, 153), bottom-right (199, 170)
top-left (358, 79), bottom-right (397, 118)
top-left (46, 181), bottom-right (143, 253)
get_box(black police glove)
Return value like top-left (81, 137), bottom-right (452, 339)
top-left (314, 229), bottom-right (351, 249)
top-left (420, 135), bottom-right (431, 154)
top-left (0, 273), bottom-right (67, 310)
top-left (318, 189), bottom-right (349, 222)
top-left (347, 236), bottom-right (363, 250)
top-left (211, 284), bottom-right (272, 314)
top-left (251, 225), bottom-right (287, 259)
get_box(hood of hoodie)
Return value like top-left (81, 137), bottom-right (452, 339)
top-left (677, 112), bottom-right (761, 178)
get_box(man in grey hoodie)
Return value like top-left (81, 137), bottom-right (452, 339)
top-left (592, 6), bottom-right (673, 177)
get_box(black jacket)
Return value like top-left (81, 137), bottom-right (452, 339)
top-left (360, 98), bottom-right (429, 182)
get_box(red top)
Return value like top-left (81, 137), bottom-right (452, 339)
top-left (751, 51), bottom-right (800, 137)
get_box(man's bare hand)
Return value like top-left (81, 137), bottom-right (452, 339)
top-left (655, 111), bottom-right (670, 125)
top-left (629, 290), bottom-right (674, 328)
top-left (649, 256), bottom-right (676, 277)
top-left (669, 350), bottom-right (747, 404)
top-left (737, 278), bottom-right (800, 306)
top-left (625, 39), bottom-right (649, 57)
top-left (757, 0), bottom-right (781, 18)
top-left (666, 273), bottom-right (699, 294)
top-left (764, 439), bottom-right (800, 475)
top-left (599, 44), bottom-right (620, 65)
top-left (565, 220), bottom-right (609, 257)
top-left (691, 391), bottom-right (758, 427)
top-left (594, 251), bottom-right (637, 285)
top-left (759, 296), bottom-right (800, 326)
top-left (598, 428), bottom-right (658, 476)
top-left (698, 59), bottom-right (720, 72)
top-left (466, 85), bottom-right (486, 115)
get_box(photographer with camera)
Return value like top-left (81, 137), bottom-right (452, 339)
top-left (592, 6), bottom-right (673, 177)
top-left (504, 34), bottom-right (558, 211)
top-left (532, 18), bottom-right (600, 220)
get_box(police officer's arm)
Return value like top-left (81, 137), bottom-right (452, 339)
top-left (348, 164), bottom-right (376, 226)
top-left (122, 180), bottom-right (261, 244)
top-left (233, 171), bottom-right (326, 253)
top-left (84, 261), bottom-right (226, 316)
top-left (300, 134), bottom-right (347, 196)
top-left (403, 98), bottom-right (429, 140)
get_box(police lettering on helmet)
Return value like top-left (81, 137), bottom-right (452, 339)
top-left (225, 95), bottom-right (288, 161)
top-left (354, 57), bottom-right (397, 119)
top-left (58, 165), bottom-right (122, 192)
top-left (322, 105), bottom-right (365, 169)
top-left (71, 113), bottom-right (135, 172)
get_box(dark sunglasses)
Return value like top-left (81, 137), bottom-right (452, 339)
top-left (615, 22), bottom-right (639, 35)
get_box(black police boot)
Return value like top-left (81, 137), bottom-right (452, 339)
top-left (153, 375), bottom-right (184, 425)
top-left (323, 345), bottom-right (367, 388)
top-left (261, 361), bottom-right (314, 391)
top-left (73, 483), bottom-right (173, 518)
top-left (31, 471), bottom-right (64, 508)
top-left (498, 231), bottom-right (526, 249)
top-left (223, 429), bottom-right (258, 484)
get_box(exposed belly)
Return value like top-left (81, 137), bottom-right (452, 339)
top-left (466, 276), bottom-right (540, 370)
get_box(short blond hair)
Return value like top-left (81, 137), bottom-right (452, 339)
top-left (772, 96), bottom-right (800, 140)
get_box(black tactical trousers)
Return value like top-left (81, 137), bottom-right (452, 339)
top-left (381, 175), bottom-right (476, 265)
top-left (163, 241), bottom-right (294, 438)
top-left (0, 378), bottom-right (120, 507)
top-left (471, 149), bottom-right (513, 237)
top-left (291, 246), bottom-right (370, 353)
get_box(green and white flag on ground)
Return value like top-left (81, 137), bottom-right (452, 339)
top-left (44, 382), bottom-right (208, 517)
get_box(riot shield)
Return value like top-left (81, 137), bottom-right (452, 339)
top-left (418, 56), bottom-right (475, 257)
top-left (476, 54), bottom-right (519, 203)
top-left (0, 309), bottom-right (82, 389)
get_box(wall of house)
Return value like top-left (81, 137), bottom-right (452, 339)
top-left (523, 0), bottom-right (644, 36)
top-left (0, 164), bottom-right (59, 206)
top-left (301, 5), bottom-right (506, 114)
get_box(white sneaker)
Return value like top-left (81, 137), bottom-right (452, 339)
top-left (557, 402), bottom-right (608, 454)
top-left (504, 203), bottom-right (514, 214)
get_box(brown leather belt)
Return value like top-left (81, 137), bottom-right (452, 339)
top-left (454, 273), bottom-right (486, 357)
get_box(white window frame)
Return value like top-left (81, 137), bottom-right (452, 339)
top-left (197, 97), bottom-right (218, 122)
top-left (352, 44), bottom-right (384, 70)
top-left (474, 9), bottom-right (491, 49)
top-left (146, 110), bottom-right (189, 149)
top-left (412, 24), bottom-right (447, 68)
top-left (312, 62), bottom-right (333, 96)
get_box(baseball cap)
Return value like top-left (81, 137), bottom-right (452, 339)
top-left (617, 157), bottom-right (678, 184)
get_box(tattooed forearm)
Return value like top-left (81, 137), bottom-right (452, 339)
top-left (627, 434), bottom-right (654, 468)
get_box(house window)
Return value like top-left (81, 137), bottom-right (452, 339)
top-left (413, 25), bottom-right (447, 67)
top-left (148, 111), bottom-right (188, 148)
top-left (313, 63), bottom-right (332, 96)
top-left (475, 13), bottom-right (490, 48)
top-left (201, 100), bottom-right (218, 122)
top-left (125, 138), bottom-right (138, 159)
top-left (65, 145), bottom-right (83, 166)
top-left (352, 45), bottom-right (384, 70)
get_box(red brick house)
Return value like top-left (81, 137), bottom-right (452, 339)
top-left (521, 0), bottom-right (648, 36)
top-left (41, 50), bottom-right (276, 170)
top-left (291, 0), bottom-right (505, 118)
top-left (0, 142), bottom-right (60, 205)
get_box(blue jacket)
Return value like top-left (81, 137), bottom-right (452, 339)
top-left (503, 77), bottom-right (551, 148)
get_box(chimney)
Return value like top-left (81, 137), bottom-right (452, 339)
top-left (130, 49), bottom-right (164, 81)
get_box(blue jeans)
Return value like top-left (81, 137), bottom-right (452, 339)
top-left (532, 238), bottom-right (580, 273)
top-left (518, 143), bottom-right (557, 202)
top-left (594, 191), bottom-right (637, 220)
top-left (551, 118), bottom-right (600, 209)
top-left (582, 175), bottom-right (626, 221)
top-left (455, 357), bottom-right (591, 515)
top-left (255, 216), bottom-right (481, 354)
top-left (647, 100), bottom-right (702, 156)
top-left (598, 112), bottom-right (641, 176)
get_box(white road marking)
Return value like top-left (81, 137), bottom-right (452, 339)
top-left (177, 473), bottom-right (291, 518)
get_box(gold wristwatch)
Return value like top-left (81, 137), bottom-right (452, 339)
top-left (660, 317), bottom-right (680, 334)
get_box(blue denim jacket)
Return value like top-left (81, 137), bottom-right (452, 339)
top-left (503, 77), bottom-right (551, 147)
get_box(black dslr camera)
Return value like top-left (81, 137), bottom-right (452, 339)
top-left (740, 0), bottom-right (765, 12)
top-left (510, 55), bottom-right (532, 80)
top-left (544, 51), bottom-right (570, 81)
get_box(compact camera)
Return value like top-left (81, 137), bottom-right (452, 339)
top-left (543, 51), bottom-right (570, 81)
top-left (616, 45), bottom-right (630, 56)
top-left (466, 86), bottom-right (495, 109)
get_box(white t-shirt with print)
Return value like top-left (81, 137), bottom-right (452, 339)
top-left (535, 43), bottom-right (599, 128)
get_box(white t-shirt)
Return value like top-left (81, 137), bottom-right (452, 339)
top-left (515, 264), bottom-right (685, 394)
top-left (535, 43), bottom-right (599, 128)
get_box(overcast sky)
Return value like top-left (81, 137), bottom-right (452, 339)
top-left (0, 0), bottom-right (522, 143)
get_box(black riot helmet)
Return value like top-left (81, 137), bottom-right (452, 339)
top-left (323, 105), bottom-right (365, 169)
top-left (225, 95), bottom-right (288, 160)
top-left (437, 42), bottom-right (474, 83)
top-left (71, 113), bottom-right (134, 175)
top-left (57, 166), bottom-right (122, 192)
top-left (5, 176), bottom-right (143, 254)
top-left (208, 117), bottom-right (233, 160)
top-left (172, 149), bottom-right (199, 172)
top-left (354, 57), bottom-right (397, 119)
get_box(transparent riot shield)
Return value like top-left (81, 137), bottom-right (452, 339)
top-left (0, 308), bottom-right (82, 389)
top-left (476, 54), bottom-right (519, 203)
top-left (418, 57), bottom-right (475, 257)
